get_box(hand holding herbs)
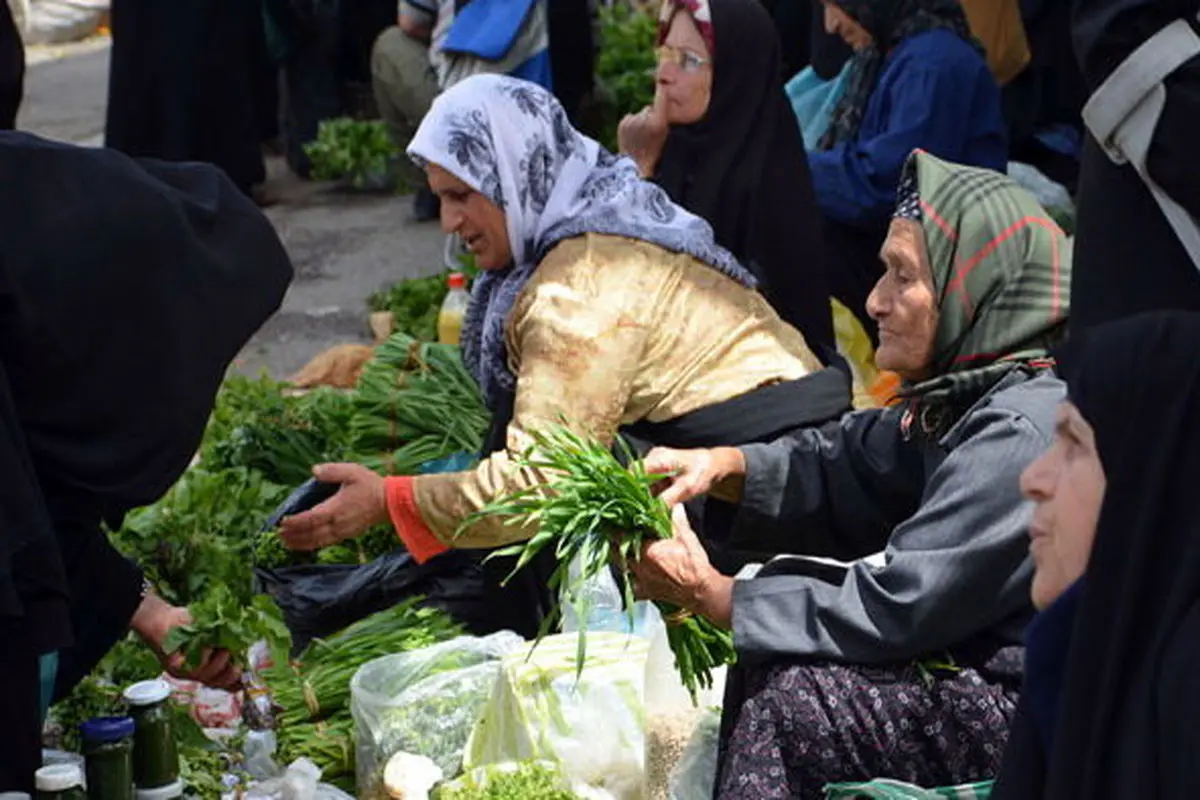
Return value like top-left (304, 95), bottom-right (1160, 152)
top-left (461, 426), bottom-right (737, 701)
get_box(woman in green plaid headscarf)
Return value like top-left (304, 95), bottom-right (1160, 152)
top-left (881, 149), bottom-right (1070, 436)
top-left (627, 152), bottom-right (1073, 797)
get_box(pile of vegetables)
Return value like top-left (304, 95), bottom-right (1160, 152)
top-left (435, 762), bottom-right (583, 800)
top-left (595, 3), bottom-right (659, 150)
top-left (366, 257), bottom-right (478, 343)
top-left (464, 426), bottom-right (737, 700)
top-left (304, 117), bottom-right (400, 191)
top-left (263, 599), bottom-right (464, 789)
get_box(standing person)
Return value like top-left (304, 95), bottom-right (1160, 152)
top-left (1068, 0), bottom-right (1200, 329)
top-left (0, 0), bottom-right (22, 129)
top-left (0, 134), bottom-right (292, 790)
top-left (619, 0), bottom-right (835, 354)
top-left (105, 0), bottom-right (268, 200)
top-left (811, 0), bottom-right (1006, 338)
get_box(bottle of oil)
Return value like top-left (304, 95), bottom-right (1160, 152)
top-left (437, 272), bottom-right (469, 345)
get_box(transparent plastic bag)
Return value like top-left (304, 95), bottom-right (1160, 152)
top-left (643, 608), bottom-right (725, 800)
top-left (667, 707), bottom-right (722, 800)
top-left (463, 632), bottom-right (650, 799)
top-left (351, 632), bottom-right (525, 799)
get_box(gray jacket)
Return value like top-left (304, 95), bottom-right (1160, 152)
top-left (730, 370), bottom-right (1065, 664)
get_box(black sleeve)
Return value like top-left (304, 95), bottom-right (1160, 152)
top-left (1147, 53), bottom-right (1200, 216)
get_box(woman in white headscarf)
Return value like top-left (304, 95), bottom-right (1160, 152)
top-left (279, 75), bottom-right (851, 638)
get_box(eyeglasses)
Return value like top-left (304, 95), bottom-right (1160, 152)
top-left (655, 45), bottom-right (711, 73)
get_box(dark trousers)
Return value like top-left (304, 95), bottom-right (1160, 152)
top-left (0, 651), bottom-right (41, 793)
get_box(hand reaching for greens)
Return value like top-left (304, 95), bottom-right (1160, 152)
top-left (130, 592), bottom-right (242, 690)
top-left (629, 505), bottom-right (735, 630)
top-left (642, 445), bottom-right (747, 507)
top-left (278, 463), bottom-right (390, 551)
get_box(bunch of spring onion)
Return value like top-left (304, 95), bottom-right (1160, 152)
top-left (349, 333), bottom-right (489, 475)
top-left (263, 598), bottom-right (463, 725)
top-left (460, 425), bottom-right (736, 700)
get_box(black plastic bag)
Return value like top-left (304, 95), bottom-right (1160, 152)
top-left (256, 549), bottom-right (501, 653)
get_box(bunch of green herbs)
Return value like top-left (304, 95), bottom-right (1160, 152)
top-left (304, 117), bottom-right (400, 190)
top-left (595, 3), bottom-right (658, 150)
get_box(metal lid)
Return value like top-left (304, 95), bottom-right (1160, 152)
top-left (80, 716), bottom-right (135, 743)
top-left (123, 679), bottom-right (172, 707)
top-left (134, 780), bottom-right (184, 800)
top-left (35, 764), bottom-right (84, 792)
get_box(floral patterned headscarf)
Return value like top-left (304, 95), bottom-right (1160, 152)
top-left (658, 0), bottom-right (715, 53)
top-left (407, 75), bottom-right (753, 410)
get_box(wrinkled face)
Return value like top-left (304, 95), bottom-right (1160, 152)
top-left (427, 163), bottom-right (512, 271)
top-left (1020, 401), bottom-right (1107, 609)
top-left (655, 10), bottom-right (713, 125)
top-left (822, 1), bottom-right (874, 51)
top-left (866, 218), bottom-right (939, 382)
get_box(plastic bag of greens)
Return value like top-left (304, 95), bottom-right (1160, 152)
top-left (463, 632), bottom-right (650, 799)
top-left (351, 632), bottom-right (524, 799)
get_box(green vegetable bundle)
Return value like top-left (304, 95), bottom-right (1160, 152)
top-left (435, 762), bottom-right (582, 800)
top-left (595, 3), bottom-right (658, 150)
top-left (164, 585), bottom-right (289, 671)
top-left (263, 598), bottom-right (464, 726)
top-left (367, 258), bottom-right (478, 342)
top-left (462, 425), bottom-right (736, 700)
top-left (304, 117), bottom-right (399, 190)
top-left (349, 333), bottom-right (489, 475)
top-left (278, 718), bottom-right (357, 790)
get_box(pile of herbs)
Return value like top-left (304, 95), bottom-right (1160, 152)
top-left (367, 257), bottom-right (478, 343)
top-left (434, 762), bottom-right (582, 800)
top-left (595, 3), bottom-right (658, 150)
top-left (304, 117), bottom-right (400, 191)
top-left (462, 425), bottom-right (737, 701)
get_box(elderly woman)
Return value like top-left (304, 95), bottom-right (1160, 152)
top-left (992, 312), bottom-right (1200, 798)
top-left (812, 0), bottom-right (1006, 336)
top-left (279, 75), bottom-right (852, 638)
top-left (630, 151), bottom-right (1070, 797)
top-left (617, 0), bottom-right (833, 352)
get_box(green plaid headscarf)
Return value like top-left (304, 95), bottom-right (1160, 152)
top-left (895, 151), bottom-right (1071, 433)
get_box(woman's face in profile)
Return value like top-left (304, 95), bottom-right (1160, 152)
top-left (655, 10), bottom-right (713, 126)
top-left (866, 218), bottom-right (939, 383)
top-left (1020, 401), bottom-right (1107, 609)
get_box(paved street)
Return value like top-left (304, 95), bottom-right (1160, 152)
top-left (17, 39), bottom-right (446, 379)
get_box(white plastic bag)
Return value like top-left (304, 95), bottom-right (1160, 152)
top-left (643, 608), bottom-right (725, 800)
top-left (463, 632), bottom-right (650, 799)
top-left (350, 632), bottom-right (525, 799)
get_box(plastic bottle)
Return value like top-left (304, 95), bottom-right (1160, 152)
top-left (437, 273), bottom-right (470, 345)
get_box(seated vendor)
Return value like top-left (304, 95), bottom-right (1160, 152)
top-left (630, 151), bottom-right (1070, 798)
top-left (371, 0), bottom-right (551, 220)
top-left (811, 0), bottom-right (1006, 337)
top-left (992, 312), bottom-right (1200, 799)
top-left (278, 75), bottom-right (852, 640)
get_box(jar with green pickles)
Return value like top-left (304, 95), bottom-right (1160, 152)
top-left (81, 717), bottom-right (135, 800)
top-left (122, 680), bottom-right (179, 792)
top-left (34, 764), bottom-right (86, 800)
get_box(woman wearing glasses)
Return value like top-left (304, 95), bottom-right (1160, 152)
top-left (618, 0), bottom-right (835, 355)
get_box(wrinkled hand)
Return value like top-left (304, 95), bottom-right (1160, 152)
top-left (643, 446), bottom-right (745, 507)
top-left (278, 463), bottom-right (389, 551)
top-left (629, 506), bottom-right (734, 628)
top-left (618, 90), bottom-right (669, 177)
top-left (132, 595), bottom-right (241, 690)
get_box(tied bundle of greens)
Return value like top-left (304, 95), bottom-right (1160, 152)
top-left (461, 426), bottom-right (736, 700)
top-left (304, 117), bottom-right (399, 190)
top-left (163, 585), bottom-right (289, 671)
top-left (263, 598), bottom-right (464, 726)
top-left (595, 3), bottom-right (658, 150)
top-left (350, 333), bottom-right (489, 475)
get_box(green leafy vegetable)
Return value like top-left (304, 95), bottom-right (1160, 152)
top-left (435, 762), bottom-right (582, 800)
top-left (304, 117), bottom-right (400, 190)
top-left (595, 4), bottom-right (659, 150)
top-left (163, 587), bottom-right (289, 671)
top-left (462, 425), bottom-right (737, 700)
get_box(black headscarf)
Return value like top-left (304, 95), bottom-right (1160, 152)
top-left (818, 0), bottom-right (978, 150)
top-left (993, 311), bottom-right (1200, 798)
top-left (655, 0), bottom-right (834, 352)
top-left (0, 132), bottom-right (291, 670)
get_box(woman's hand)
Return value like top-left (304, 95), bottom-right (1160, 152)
top-left (643, 446), bottom-right (747, 507)
top-left (130, 593), bottom-right (242, 690)
top-left (629, 506), bottom-right (735, 629)
top-left (618, 95), bottom-right (669, 178)
top-left (278, 463), bottom-right (390, 551)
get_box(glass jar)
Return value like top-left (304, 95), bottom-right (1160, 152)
top-left (81, 717), bottom-right (135, 800)
top-left (122, 681), bottom-right (179, 791)
top-left (33, 764), bottom-right (85, 800)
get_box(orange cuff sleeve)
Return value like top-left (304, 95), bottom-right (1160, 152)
top-left (385, 476), bottom-right (449, 564)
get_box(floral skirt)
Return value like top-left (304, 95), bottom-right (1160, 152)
top-left (715, 647), bottom-right (1023, 800)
